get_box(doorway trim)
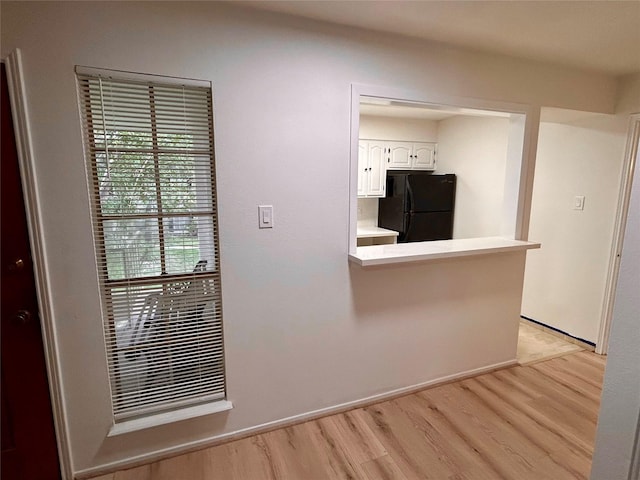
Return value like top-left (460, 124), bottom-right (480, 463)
top-left (596, 113), bottom-right (640, 355)
top-left (4, 49), bottom-right (72, 480)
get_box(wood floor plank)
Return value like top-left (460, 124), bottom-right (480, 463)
top-left (575, 350), bottom-right (607, 368)
top-left (305, 418), bottom-right (364, 479)
top-left (113, 464), bottom-right (152, 480)
top-left (554, 354), bottom-right (605, 385)
top-left (150, 450), bottom-right (212, 480)
top-left (474, 372), bottom-right (595, 456)
top-left (531, 361), bottom-right (602, 404)
top-left (259, 424), bottom-right (329, 479)
top-left (261, 421), bottom-right (363, 480)
top-left (462, 376), bottom-right (592, 479)
top-left (493, 367), bottom-right (545, 401)
top-left (526, 395), bottom-right (598, 447)
top-left (362, 399), bottom-right (459, 479)
top-left (208, 435), bottom-right (278, 480)
top-left (318, 409), bottom-right (388, 465)
top-left (360, 454), bottom-right (408, 480)
top-left (91, 351), bottom-right (605, 480)
top-left (420, 383), bottom-right (564, 480)
top-left (392, 394), bottom-right (502, 480)
top-left (510, 366), bottom-right (600, 418)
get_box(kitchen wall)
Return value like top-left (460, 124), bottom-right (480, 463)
top-left (359, 115), bottom-right (438, 142)
top-left (521, 109), bottom-right (628, 342)
top-left (357, 198), bottom-right (378, 226)
top-left (0, 1), bottom-right (622, 475)
top-left (436, 115), bottom-right (510, 238)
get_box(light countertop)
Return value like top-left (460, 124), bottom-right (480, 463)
top-left (349, 236), bottom-right (540, 267)
top-left (356, 226), bottom-right (399, 239)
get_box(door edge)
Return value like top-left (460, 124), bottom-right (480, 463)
top-left (4, 49), bottom-right (73, 480)
top-left (596, 113), bottom-right (640, 355)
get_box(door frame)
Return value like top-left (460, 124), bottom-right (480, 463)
top-left (4, 49), bottom-right (72, 480)
top-left (596, 113), bottom-right (640, 355)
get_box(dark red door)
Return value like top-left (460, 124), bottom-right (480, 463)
top-left (1, 63), bottom-right (61, 479)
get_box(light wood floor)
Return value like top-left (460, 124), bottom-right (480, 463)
top-left (93, 351), bottom-right (605, 480)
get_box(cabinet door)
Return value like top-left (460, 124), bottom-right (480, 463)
top-left (357, 141), bottom-right (368, 197)
top-left (367, 143), bottom-right (385, 197)
top-left (413, 143), bottom-right (436, 170)
top-left (387, 142), bottom-right (413, 169)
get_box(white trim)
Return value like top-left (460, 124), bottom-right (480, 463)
top-left (596, 113), bottom-right (640, 355)
top-left (348, 83), bottom-right (539, 256)
top-left (75, 65), bottom-right (211, 88)
top-left (630, 409), bottom-right (640, 480)
top-left (75, 357), bottom-right (517, 479)
top-left (510, 106), bottom-right (541, 240)
top-left (108, 400), bottom-right (233, 437)
top-left (4, 49), bottom-right (73, 480)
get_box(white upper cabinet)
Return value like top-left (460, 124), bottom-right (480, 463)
top-left (358, 139), bottom-right (437, 198)
top-left (358, 141), bottom-right (386, 198)
top-left (388, 142), bottom-right (413, 169)
top-left (387, 141), bottom-right (437, 171)
top-left (357, 141), bottom-right (367, 196)
top-left (367, 142), bottom-right (385, 196)
top-left (413, 143), bottom-right (437, 170)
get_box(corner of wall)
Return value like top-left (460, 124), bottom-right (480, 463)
top-left (615, 72), bottom-right (640, 114)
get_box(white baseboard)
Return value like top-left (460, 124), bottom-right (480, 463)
top-left (75, 358), bottom-right (517, 479)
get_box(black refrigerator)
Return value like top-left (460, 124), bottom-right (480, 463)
top-left (378, 172), bottom-right (456, 242)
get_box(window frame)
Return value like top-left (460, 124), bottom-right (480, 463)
top-left (76, 66), bottom-right (231, 432)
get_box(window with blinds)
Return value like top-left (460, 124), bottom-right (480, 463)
top-left (76, 67), bottom-right (226, 422)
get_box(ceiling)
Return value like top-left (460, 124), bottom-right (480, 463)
top-left (238, 0), bottom-right (640, 76)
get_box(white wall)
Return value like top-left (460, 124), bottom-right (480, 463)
top-left (521, 111), bottom-right (628, 342)
top-left (357, 198), bottom-right (378, 226)
top-left (0, 1), bottom-right (622, 475)
top-left (359, 115), bottom-right (438, 142)
top-left (436, 115), bottom-right (510, 238)
top-left (591, 117), bottom-right (640, 479)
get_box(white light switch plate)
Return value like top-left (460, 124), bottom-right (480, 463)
top-left (258, 205), bottom-right (274, 228)
top-left (573, 195), bottom-right (585, 211)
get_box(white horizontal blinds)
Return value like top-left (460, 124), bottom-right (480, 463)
top-left (77, 71), bottom-right (225, 421)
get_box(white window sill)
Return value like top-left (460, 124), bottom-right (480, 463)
top-left (348, 236), bottom-right (540, 267)
top-left (107, 400), bottom-right (233, 437)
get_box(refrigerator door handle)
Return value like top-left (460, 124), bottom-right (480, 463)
top-left (406, 181), bottom-right (414, 213)
top-left (405, 213), bottom-right (412, 241)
